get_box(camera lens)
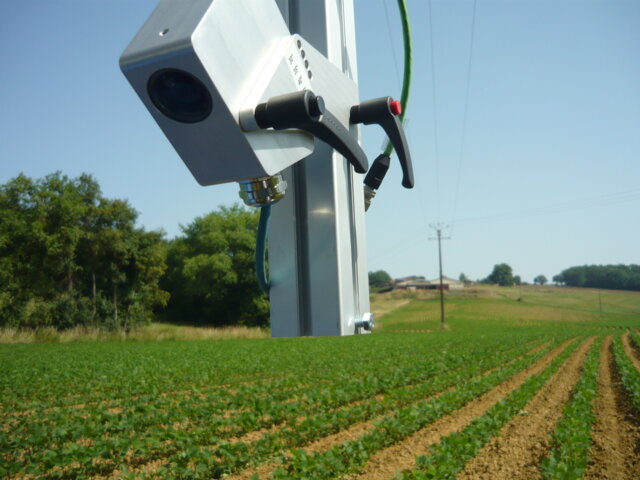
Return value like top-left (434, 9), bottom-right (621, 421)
top-left (147, 69), bottom-right (212, 123)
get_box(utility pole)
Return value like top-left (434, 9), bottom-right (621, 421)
top-left (598, 291), bottom-right (603, 320)
top-left (429, 224), bottom-right (450, 330)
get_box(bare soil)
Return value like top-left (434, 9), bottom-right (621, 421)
top-left (346, 338), bottom-right (577, 480)
top-left (584, 336), bottom-right (640, 480)
top-left (456, 337), bottom-right (595, 480)
top-left (225, 340), bottom-right (553, 480)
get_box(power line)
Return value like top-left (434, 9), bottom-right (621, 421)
top-left (370, 187), bottom-right (640, 265)
top-left (454, 188), bottom-right (640, 224)
top-left (427, 0), bottom-right (441, 221)
top-left (381, 0), bottom-right (402, 92)
top-left (451, 0), bottom-right (478, 228)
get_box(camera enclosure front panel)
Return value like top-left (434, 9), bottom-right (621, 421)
top-left (120, 0), bottom-right (314, 185)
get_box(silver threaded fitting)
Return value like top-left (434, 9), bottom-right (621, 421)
top-left (238, 173), bottom-right (287, 207)
top-left (364, 185), bottom-right (376, 211)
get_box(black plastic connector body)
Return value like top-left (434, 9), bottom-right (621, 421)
top-left (350, 96), bottom-right (414, 189)
top-left (363, 154), bottom-right (391, 190)
top-left (254, 90), bottom-right (368, 174)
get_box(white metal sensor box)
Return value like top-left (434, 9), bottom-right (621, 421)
top-left (120, 0), bottom-right (316, 185)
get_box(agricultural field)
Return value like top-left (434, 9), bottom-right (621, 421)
top-left (2, 286), bottom-right (640, 479)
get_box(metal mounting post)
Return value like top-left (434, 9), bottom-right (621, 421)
top-left (270, 0), bottom-right (370, 336)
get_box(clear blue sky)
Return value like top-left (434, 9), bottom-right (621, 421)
top-left (1, 1), bottom-right (638, 283)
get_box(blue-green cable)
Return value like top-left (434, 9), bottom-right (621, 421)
top-left (256, 204), bottom-right (271, 294)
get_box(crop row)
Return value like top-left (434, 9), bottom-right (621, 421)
top-left (612, 334), bottom-right (640, 411)
top-left (630, 329), bottom-right (640, 353)
top-left (538, 336), bottom-right (601, 480)
top-left (3, 336), bottom-right (479, 414)
top-left (396, 337), bottom-right (585, 479)
top-left (4, 337), bottom-right (539, 430)
top-left (3, 336), bottom-right (463, 408)
top-left (1, 335), bottom-right (554, 478)
top-left (264, 339), bottom-right (578, 480)
top-left (156, 337), bottom-right (562, 479)
top-left (2, 335), bottom-right (489, 424)
top-left (1, 333), bottom-right (543, 411)
top-left (92, 339), bottom-right (555, 479)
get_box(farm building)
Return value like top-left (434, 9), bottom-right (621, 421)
top-left (395, 276), bottom-right (464, 291)
top-left (395, 276), bottom-right (433, 290)
top-left (428, 276), bottom-right (464, 290)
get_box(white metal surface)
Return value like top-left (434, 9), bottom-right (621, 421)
top-left (120, 0), bottom-right (371, 337)
top-left (120, 0), bottom-right (314, 186)
top-left (270, 0), bottom-right (370, 336)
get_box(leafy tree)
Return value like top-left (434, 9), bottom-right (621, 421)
top-left (513, 275), bottom-right (522, 286)
top-left (533, 274), bottom-right (548, 285)
top-left (555, 264), bottom-right (640, 291)
top-left (486, 263), bottom-right (514, 286)
top-left (552, 274), bottom-right (564, 285)
top-left (162, 205), bottom-right (268, 327)
top-left (459, 273), bottom-right (469, 284)
top-left (0, 173), bottom-right (167, 329)
top-left (369, 270), bottom-right (392, 287)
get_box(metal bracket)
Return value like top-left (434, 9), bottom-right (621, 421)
top-left (355, 312), bottom-right (375, 332)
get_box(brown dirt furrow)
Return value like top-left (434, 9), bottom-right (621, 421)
top-left (225, 340), bottom-right (555, 480)
top-left (223, 458), bottom-right (281, 480)
top-left (622, 331), bottom-right (640, 372)
top-left (457, 336), bottom-right (595, 480)
top-left (346, 338), bottom-right (576, 480)
top-left (584, 336), bottom-right (640, 480)
top-left (306, 340), bottom-right (552, 456)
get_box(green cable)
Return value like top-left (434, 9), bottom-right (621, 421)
top-left (256, 204), bottom-right (271, 294)
top-left (383, 0), bottom-right (412, 157)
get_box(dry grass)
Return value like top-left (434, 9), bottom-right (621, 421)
top-left (133, 323), bottom-right (269, 341)
top-left (371, 283), bottom-right (640, 332)
top-left (370, 289), bottom-right (438, 319)
top-left (0, 323), bottom-right (268, 344)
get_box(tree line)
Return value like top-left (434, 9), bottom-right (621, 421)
top-left (0, 173), bottom-right (268, 331)
top-left (373, 262), bottom-right (638, 292)
top-left (478, 263), bottom-right (639, 291)
top-left (4, 173), bottom-right (637, 331)
top-left (553, 265), bottom-right (640, 291)
top-left (481, 263), bottom-right (640, 291)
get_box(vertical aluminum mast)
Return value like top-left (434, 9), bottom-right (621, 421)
top-left (270, 0), bottom-right (371, 336)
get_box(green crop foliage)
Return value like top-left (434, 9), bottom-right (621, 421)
top-left (1, 328), bottom-right (565, 479)
top-left (271, 338), bottom-right (571, 479)
top-left (538, 337), bottom-right (601, 480)
top-left (612, 334), bottom-right (640, 412)
top-left (630, 329), bottom-right (640, 351)
top-left (397, 339), bottom-right (581, 480)
top-left (3, 285), bottom-right (638, 479)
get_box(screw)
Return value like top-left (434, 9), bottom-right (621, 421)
top-left (308, 94), bottom-right (325, 117)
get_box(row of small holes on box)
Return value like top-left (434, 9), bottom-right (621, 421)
top-left (296, 39), bottom-right (313, 80)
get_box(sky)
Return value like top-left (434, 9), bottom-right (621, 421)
top-left (1, 0), bottom-right (638, 284)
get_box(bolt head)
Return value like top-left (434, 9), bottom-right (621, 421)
top-left (308, 94), bottom-right (325, 117)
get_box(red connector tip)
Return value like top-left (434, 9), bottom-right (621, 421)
top-left (390, 100), bottom-right (402, 116)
